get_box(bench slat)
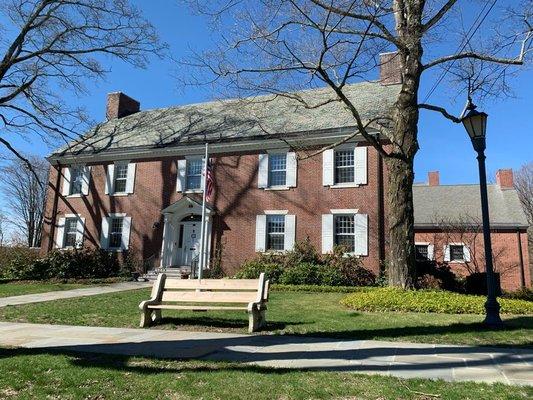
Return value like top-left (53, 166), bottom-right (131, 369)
top-left (161, 290), bottom-right (258, 303)
top-left (164, 279), bottom-right (259, 290)
top-left (148, 305), bottom-right (248, 311)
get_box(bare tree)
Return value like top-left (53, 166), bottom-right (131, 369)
top-left (430, 215), bottom-right (516, 277)
top-left (515, 161), bottom-right (533, 284)
top-left (515, 162), bottom-right (533, 225)
top-left (0, 156), bottom-right (48, 247)
top-left (0, 0), bottom-right (164, 169)
top-left (183, 0), bottom-right (532, 288)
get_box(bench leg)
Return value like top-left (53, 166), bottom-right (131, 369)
top-left (153, 309), bottom-right (162, 323)
top-left (248, 305), bottom-right (267, 333)
top-left (140, 308), bottom-right (151, 328)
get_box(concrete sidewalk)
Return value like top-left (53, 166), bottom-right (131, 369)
top-left (0, 321), bottom-right (531, 385)
top-left (0, 281), bottom-right (151, 307)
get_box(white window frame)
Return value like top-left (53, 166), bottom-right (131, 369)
top-left (333, 214), bottom-right (357, 254)
top-left (100, 213), bottom-right (132, 251)
top-left (323, 145), bottom-right (367, 188)
top-left (322, 211), bottom-right (368, 256)
top-left (185, 156), bottom-right (205, 193)
top-left (415, 242), bottom-right (434, 261)
top-left (444, 242), bottom-right (471, 263)
top-left (55, 214), bottom-right (85, 249)
top-left (105, 161), bottom-right (136, 196)
top-left (255, 212), bottom-right (295, 253)
top-left (62, 165), bottom-right (90, 197)
top-left (258, 151), bottom-right (297, 190)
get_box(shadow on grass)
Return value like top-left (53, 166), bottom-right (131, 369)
top-left (156, 316), bottom-right (298, 331)
top-left (281, 316), bottom-right (533, 348)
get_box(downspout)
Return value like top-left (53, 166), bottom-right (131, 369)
top-left (517, 228), bottom-right (525, 289)
top-left (47, 161), bottom-right (61, 252)
top-left (376, 134), bottom-right (386, 269)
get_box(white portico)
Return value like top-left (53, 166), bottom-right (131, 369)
top-left (160, 196), bottom-right (213, 270)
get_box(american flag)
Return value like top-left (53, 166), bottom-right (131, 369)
top-left (205, 158), bottom-right (215, 202)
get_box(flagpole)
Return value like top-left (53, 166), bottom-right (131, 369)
top-left (198, 142), bottom-right (209, 281)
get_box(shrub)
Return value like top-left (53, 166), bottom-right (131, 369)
top-left (236, 241), bottom-right (376, 287)
top-left (235, 256), bottom-right (284, 283)
top-left (503, 288), bottom-right (533, 302)
top-left (340, 287), bottom-right (533, 315)
top-left (279, 262), bottom-right (322, 285)
top-left (415, 260), bottom-right (462, 291)
top-left (0, 246), bottom-right (40, 279)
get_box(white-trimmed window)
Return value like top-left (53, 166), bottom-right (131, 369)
top-left (255, 212), bottom-right (296, 252)
top-left (105, 161), bottom-right (136, 195)
top-left (114, 163), bottom-right (128, 193)
top-left (55, 214), bottom-right (85, 249)
top-left (322, 211), bottom-right (368, 255)
top-left (62, 165), bottom-right (90, 196)
top-left (100, 214), bottom-right (132, 250)
top-left (176, 157), bottom-right (205, 192)
top-left (186, 158), bottom-right (203, 190)
top-left (415, 243), bottom-right (434, 261)
top-left (444, 243), bottom-right (471, 262)
top-left (334, 215), bottom-right (356, 252)
top-left (334, 150), bottom-right (355, 184)
top-left (323, 146), bottom-right (367, 187)
top-left (258, 152), bottom-right (297, 189)
top-left (266, 215), bottom-right (285, 251)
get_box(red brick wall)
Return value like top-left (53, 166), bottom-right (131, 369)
top-left (40, 145), bottom-right (529, 290)
top-left (415, 230), bottom-right (530, 291)
top-left (41, 144), bottom-right (385, 276)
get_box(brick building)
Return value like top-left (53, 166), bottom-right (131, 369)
top-left (40, 56), bottom-right (530, 290)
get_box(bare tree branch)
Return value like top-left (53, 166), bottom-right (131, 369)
top-left (418, 103), bottom-right (461, 123)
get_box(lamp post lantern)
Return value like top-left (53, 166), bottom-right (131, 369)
top-left (461, 99), bottom-right (503, 327)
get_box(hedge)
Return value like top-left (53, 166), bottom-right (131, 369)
top-left (340, 287), bottom-right (533, 315)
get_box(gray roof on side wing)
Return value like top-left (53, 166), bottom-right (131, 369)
top-left (413, 184), bottom-right (528, 228)
top-left (51, 81), bottom-right (400, 157)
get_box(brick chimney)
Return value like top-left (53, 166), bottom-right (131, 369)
top-left (428, 171), bottom-right (440, 186)
top-left (106, 92), bottom-right (140, 120)
top-left (496, 169), bottom-right (514, 190)
top-left (379, 52), bottom-right (403, 85)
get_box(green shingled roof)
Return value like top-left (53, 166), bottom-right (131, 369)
top-left (52, 81), bottom-right (399, 156)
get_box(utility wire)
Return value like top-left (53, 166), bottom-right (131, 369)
top-left (423, 0), bottom-right (498, 102)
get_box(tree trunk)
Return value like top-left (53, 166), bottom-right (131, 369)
top-left (386, 2), bottom-right (424, 287)
top-left (386, 157), bottom-right (416, 288)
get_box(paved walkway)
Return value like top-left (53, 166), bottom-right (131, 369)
top-left (0, 321), bottom-right (531, 385)
top-left (0, 281), bottom-right (151, 307)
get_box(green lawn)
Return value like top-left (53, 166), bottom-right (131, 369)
top-left (0, 282), bottom-right (88, 297)
top-left (0, 348), bottom-right (531, 400)
top-left (0, 289), bottom-right (531, 347)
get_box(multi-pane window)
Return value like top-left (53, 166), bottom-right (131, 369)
top-left (415, 244), bottom-right (429, 261)
top-left (63, 217), bottom-right (78, 247)
top-left (334, 215), bottom-right (355, 252)
top-left (268, 154), bottom-right (287, 187)
top-left (114, 164), bottom-right (128, 193)
top-left (334, 150), bottom-right (354, 184)
top-left (69, 166), bottom-right (84, 195)
top-left (109, 217), bottom-right (124, 249)
top-left (186, 158), bottom-right (203, 190)
top-left (266, 215), bottom-right (285, 251)
top-left (450, 245), bottom-right (464, 261)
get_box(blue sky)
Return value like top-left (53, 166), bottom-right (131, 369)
top-left (6, 1), bottom-right (533, 186)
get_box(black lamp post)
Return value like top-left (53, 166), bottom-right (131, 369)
top-left (461, 99), bottom-right (503, 327)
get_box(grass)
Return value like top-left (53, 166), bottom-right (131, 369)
top-left (0, 281), bottom-right (88, 297)
top-left (0, 289), bottom-right (531, 347)
top-left (0, 348), bottom-right (531, 400)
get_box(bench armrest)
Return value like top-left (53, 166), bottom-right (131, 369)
top-left (138, 273), bottom-right (166, 311)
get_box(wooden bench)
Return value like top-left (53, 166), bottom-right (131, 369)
top-left (139, 273), bottom-right (269, 333)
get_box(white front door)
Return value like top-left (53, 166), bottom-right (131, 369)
top-left (180, 222), bottom-right (201, 266)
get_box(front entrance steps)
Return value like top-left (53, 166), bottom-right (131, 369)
top-left (142, 266), bottom-right (194, 281)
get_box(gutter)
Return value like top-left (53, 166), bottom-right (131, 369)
top-left (47, 128), bottom-right (386, 164)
